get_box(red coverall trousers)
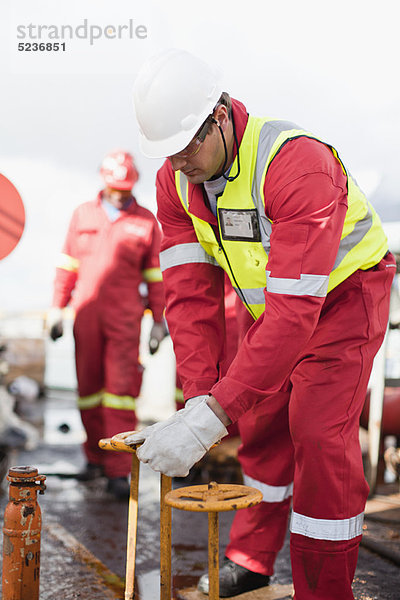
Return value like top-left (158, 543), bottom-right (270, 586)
top-left (226, 254), bottom-right (394, 600)
top-left (74, 305), bottom-right (141, 478)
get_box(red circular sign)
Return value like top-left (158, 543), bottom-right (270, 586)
top-left (0, 173), bottom-right (25, 260)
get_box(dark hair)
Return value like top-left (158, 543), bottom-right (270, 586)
top-left (218, 92), bottom-right (232, 118)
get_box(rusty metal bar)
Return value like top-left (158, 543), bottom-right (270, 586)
top-left (160, 473), bottom-right (172, 600)
top-left (125, 453), bottom-right (140, 600)
top-left (99, 437), bottom-right (141, 600)
top-left (208, 512), bottom-right (219, 600)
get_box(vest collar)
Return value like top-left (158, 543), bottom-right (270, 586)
top-left (185, 99), bottom-right (249, 224)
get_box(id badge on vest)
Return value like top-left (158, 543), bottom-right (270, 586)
top-left (219, 208), bottom-right (261, 242)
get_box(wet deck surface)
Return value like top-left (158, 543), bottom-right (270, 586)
top-left (1, 390), bottom-right (400, 599)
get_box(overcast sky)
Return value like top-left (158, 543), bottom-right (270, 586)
top-left (0, 0), bottom-right (399, 312)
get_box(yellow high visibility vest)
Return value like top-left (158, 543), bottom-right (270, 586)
top-left (175, 116), bottom-right (388, 319)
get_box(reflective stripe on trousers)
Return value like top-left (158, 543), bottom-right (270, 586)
top-left (78, 390), bottom-right (136, 411)
top-left (77, 390), bottom-right (103, 410)
top-left (142, 267), bottom-right (163, 282)
top-left (242, 474), bottom-right (363, 541)
top-left (290, 511), bottom-right (364, 541)
top-left (56, 252), bottom-right (80, 272)
top-left (243, 473), bottom-right (293, 503)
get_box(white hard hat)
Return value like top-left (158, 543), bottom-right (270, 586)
top-left (133, 49), bottom-right (223, 158)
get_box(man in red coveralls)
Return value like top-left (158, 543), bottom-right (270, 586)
top-left (125, 49), bottom-right (395, 598)
top-left (48, 151), bottom-right (166, 500)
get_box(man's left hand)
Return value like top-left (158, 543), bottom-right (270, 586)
top-left (123, 398), bottom-right (228, 477)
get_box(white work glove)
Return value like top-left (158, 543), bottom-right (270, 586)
top-left (148, 319), bottom-right (169, 355)
top-left (46, 307), bottom-right (64, 341)
top-left (123, 398), bottom-right (228, 477)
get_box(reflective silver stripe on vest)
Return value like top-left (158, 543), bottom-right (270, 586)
top-left (160, 243), bottom-right (220, 271)
top-left (178, 171), bottom-right (189, 209)
top-left (243, 473), bottom-right (293, 503)
top-left (251, 120), bottom-right (302, 255)
top-left (290, 510), bottom-right (364, 541)
top-left (251, 123), bottom-right (374, 277)
top-left (234, 286), bottom-right (265, 305)
top-left (333, 195), bottom-right (373, 270)
top-left (254, 120), bottom-right (302, 189)
top-left (266, 271), bottom-right (329, 297)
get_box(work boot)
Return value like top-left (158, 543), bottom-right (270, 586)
top-left (197, 557), bottom-right (270, 597)
top-left (75, 463), bottom-right (105, 481)
top-left (107, 476), bottom-right (130, 500)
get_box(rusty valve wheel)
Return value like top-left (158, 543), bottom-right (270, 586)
top-left (164, 481), bottom-right (262, 512)
top-left (164, 482), bottom-right (263, 600)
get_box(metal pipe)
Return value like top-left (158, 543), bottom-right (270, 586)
top-left (125, 453), bottom-right (140, 600)
top-left (208, 511), bottom-right (219, 600)
top-left (99, 437), bottom-right (140, 600)
top-left (160, 473), bottom-right (172, 600)
top-left (368, 330), bottom-right (388, 494)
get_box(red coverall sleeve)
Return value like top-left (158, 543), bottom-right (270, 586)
top-left (142, 218), bottom-right (165, 323)
top-left (211, 138), bottom-right (349, 422)
top-left (52, 210), bottom-right (79, 308)
top-left (156, 163), bottom-right (225, 400)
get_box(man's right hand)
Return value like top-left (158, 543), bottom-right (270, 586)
top-left (46, 307), bottom-right (64, 341)
top-left (123, 397), bottom-right (228, 477)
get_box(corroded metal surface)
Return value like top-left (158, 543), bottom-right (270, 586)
top-left (165, 481), bottom-right (263, 513)
top-left (2, 466), bottom-right (46, 600)
top-left (160, 473), bottom-right (172, 600)
top-left (100, 433), bottom-right (141, 600)
top-left (98, 434), bottom-right (139, 454)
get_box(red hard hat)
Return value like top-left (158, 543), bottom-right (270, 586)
top-left (100, 150), bottom-right (139, 190)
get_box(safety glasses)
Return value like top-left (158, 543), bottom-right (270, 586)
top-left (169, 115), bottom-right (213, 160)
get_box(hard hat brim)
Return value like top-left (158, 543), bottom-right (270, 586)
top-left (138, 86), bottom-right (223, 159)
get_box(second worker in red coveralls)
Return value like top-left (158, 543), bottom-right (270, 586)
top-left (125, 50), bottom-right (396, 598)
top-left (48, 151), bottom-right (166, 500)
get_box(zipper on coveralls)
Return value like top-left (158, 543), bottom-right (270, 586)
top-left (212, 192), bottom-right (257, 321)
